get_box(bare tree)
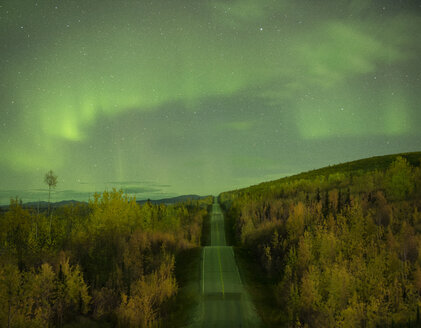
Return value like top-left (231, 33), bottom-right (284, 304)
top-left (44, 170), bottom-right (58, 216)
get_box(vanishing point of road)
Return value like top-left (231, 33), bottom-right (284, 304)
top-left (191, 198), bottom-right (263, 327)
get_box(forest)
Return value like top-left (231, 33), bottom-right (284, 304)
top-left (0, 189), bottom-right (212, 327)
top-left (220, 152), bottom-right (421, 327)
top-left (2, 152), bottom-right (421, 327)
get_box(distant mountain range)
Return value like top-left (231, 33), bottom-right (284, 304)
top-left (0, 194), bottom-right (209, 211)
top-left (136, 194), bottom-right (209, 205)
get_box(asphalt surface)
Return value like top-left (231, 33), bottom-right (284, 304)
top-left (190, 199), bottom-right (262, 327)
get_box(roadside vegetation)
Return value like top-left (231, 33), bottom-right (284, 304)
top-left (0, 189), bottom-right (212, 327)
top-left (220, 152), bottom-right (421, 327)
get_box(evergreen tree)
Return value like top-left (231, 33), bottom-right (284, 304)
top-left (337, 189), bottom-right (342, 213)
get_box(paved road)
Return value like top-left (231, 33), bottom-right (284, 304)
top-left (191, 199), bottom-right (262, 327)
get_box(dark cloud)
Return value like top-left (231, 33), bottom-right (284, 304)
top-left (120, 187), bottom-right (162, 194)
top-left (106, 181), bottom-right (147, 185)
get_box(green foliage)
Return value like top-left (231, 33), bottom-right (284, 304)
top-left (117, 254), bottom-right (177, 327)
top-left (0, 191), bottom-right (212, 327)
top-left (0, 259), bottom-right (90, 328)
top-left (220, 155), bottom-right (421, 327)
top-left (385, 156), bottom-right (415, 200)
top-left (3, 198), bottom-right (31, 270)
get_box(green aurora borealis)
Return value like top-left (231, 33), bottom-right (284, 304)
top-left (1, 0), bottom-right (421, 203)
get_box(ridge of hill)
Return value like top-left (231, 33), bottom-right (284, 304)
top-left (225, 151), bottom-right (421, 195)
top-left (218, 151), bottom-right (421, 327)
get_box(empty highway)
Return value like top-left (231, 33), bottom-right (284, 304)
top-left (190, 199), bottom-right (262, 327)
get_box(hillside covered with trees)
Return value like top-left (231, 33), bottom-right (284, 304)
top-left (0, 189), bottom-right (212, 327)
top-left (220, 152), bottom-right (421, 327)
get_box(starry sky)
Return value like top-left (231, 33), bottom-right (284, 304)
top-left (1, 0), bottom-right (421, 204)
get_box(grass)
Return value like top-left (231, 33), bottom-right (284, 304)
top-left (201, 204), bottom-right (212, 246)
top-left (165, 247), bottom-right (202, 327)
top-left (221, 204), bottom-right (285, 327)
top-left (219, 198), bottom-right (236, 247)
top-left (234, 246), bottom-right (286, 327)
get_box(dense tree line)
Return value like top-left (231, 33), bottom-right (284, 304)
top-left (220, 155), bottom-right (421, 327)
top-left (0, 189), bottom-right (212, 327)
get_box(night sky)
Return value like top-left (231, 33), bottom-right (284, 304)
top-left (1, 0), bottom-right (421, 204)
